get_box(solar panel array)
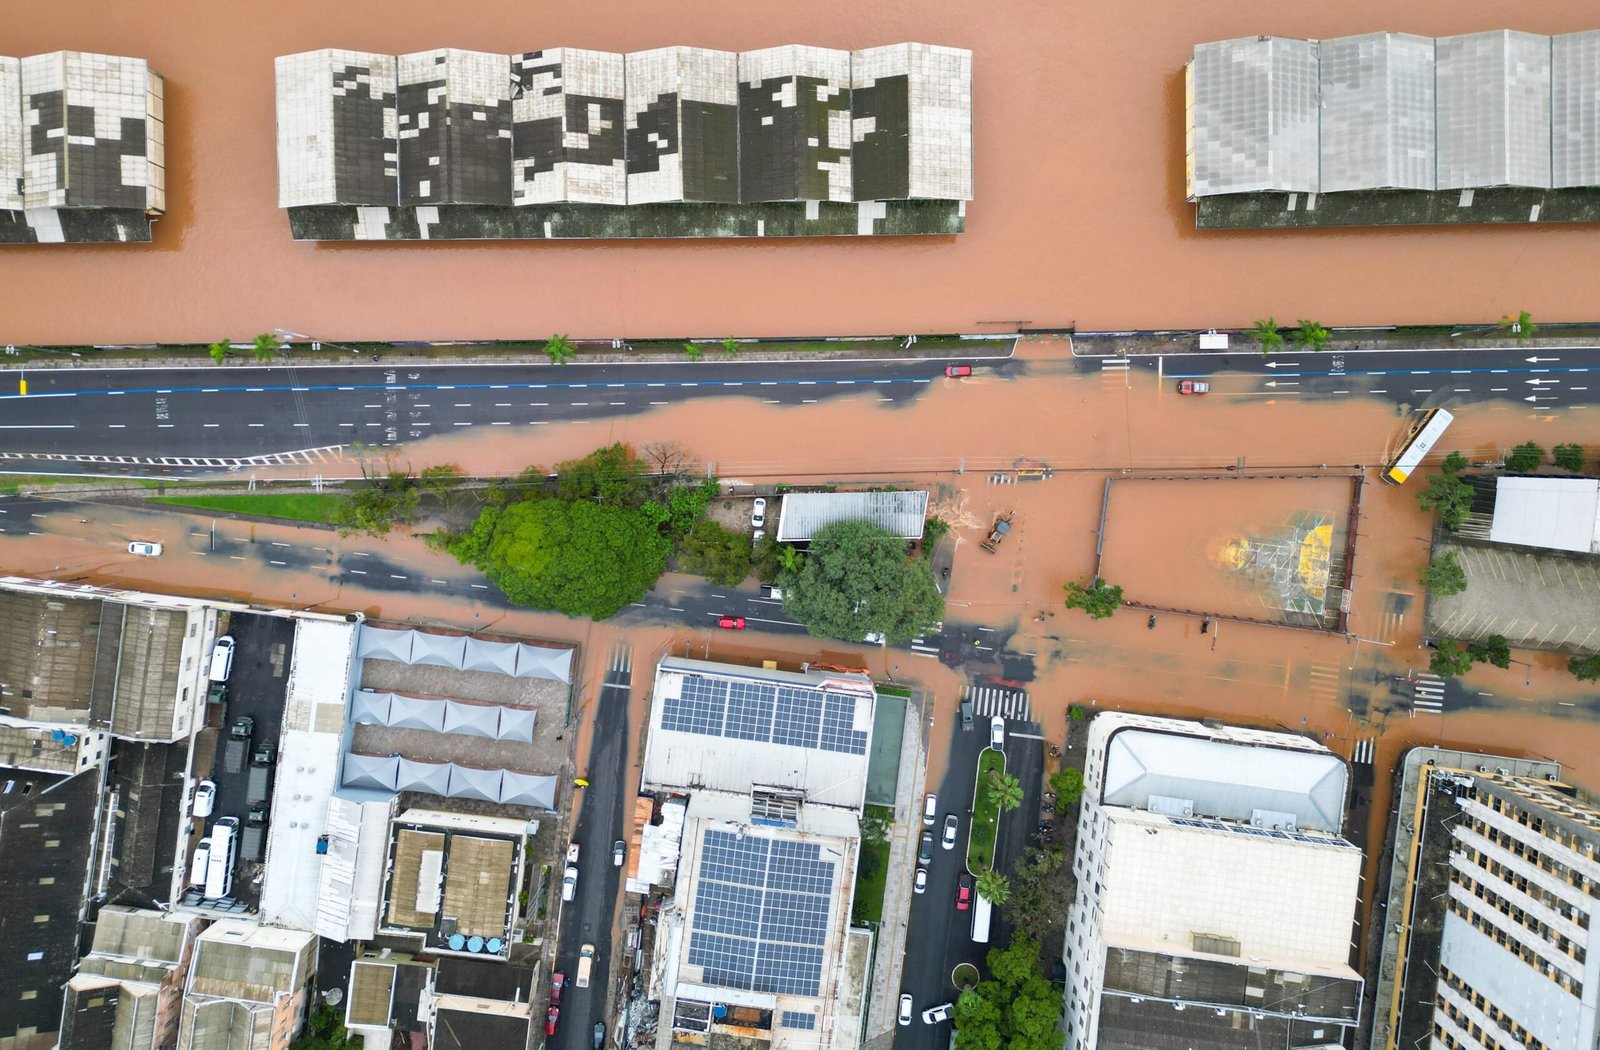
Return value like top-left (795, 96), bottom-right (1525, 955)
top-left (662, 674), bottom-right (868, 755)
top-left (781, 1011), bottom-right (817, 1030)
top-left (686, 829), bottom-right (838, 996)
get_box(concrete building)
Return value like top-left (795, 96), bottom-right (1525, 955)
top-left (424, 957), bottom-right (537, 1050)
top-left (1064, 713), bottom-right (1363, 1050)
top-left (1185, 36), bottom-right (1321, 198)
top-left (1378, 752), bottom-right (1600, 1050)
top-left (1318, 33), bottom-right (1436, 193)
top-left (376, 809), bottom-right (526, 961)
top-left (0, 52), bottom-right (165, 243)
top-left (774, 490), bottom-right (930, 545)
top-left (344, 952), bottom-right (433, 1048)
top-left (177, 923), bottom-right (315, 1050)
top-left (1435, 31), bottom-right (1551, 191)
top-left (59, 908), bottom-right (203, 1050)
top-left (275, 42), bottom-right (972, 240)
top-left (643, 658), bottom-right (876, 1050)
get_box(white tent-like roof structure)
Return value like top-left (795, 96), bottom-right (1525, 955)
top-left (499, 771), bottom-right (558, 809)
top-left (350, 690), bottom-right (393, 726)
top-left (350, 690), bottom-right (536, 742)
top-left (355, 626), bottom-right (573, 684)
top-left (442, 701), bottom-right (502, 739)
top-left (514, 644), bottom-right (573, 682)
top-left (447, 765), bottom-right (504, 802)
top-left (356, 627), bottom-right (415, 663)
top-left (395, 757), bottom-right (454, 796)
top-left (1490, 477), bottom-right (1600, 554)
top-left (387, 694), bottom-right (446, 733)
top-left (463, 637), bottom-right (520, 676)
top-left (342, 753), bottom-right (400, 791)
top-left (496, 707), bottom-right (537, 743)
top-left (410, 631), bottom-right (467, 669)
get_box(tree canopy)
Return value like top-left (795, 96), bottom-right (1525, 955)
top-left (554, 442), bottom-right (647, 505)
top-left (779, 519), bottom-right (944, 644)
top-left (448, 498), bottom-right (668, 619)
top-left (676, 519), bottom-right (752, 587)
top-left (1063, 577), bottom-right (1123, 619)
top-left (953, 935), bottom-right (1064, 1050)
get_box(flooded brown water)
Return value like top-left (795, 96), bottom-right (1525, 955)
top-left (6, 2), bottom-right (1600, 343)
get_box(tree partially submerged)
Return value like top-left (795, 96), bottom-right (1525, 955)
top-left (1419, 551), bottom-right (1468, 597)
top-left (779, 519), bottom-right (944, 644)
top-left (1063, 577), bottom-right (1123, 620)
top-left (1505, 441), bottom-right (1545, 474)
top-left (1417, 472), bottom-right (1473, 531)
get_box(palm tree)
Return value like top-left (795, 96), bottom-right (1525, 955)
top-left (777, 545), bottom-right (803, 574)
top-left (975, 868), bottom-right (1010, 905)
top-left (208, 340), bottom-right (231, 365)
top-left (1295, 320), bottom-right (1331, 351)
top-left (1251, 317), bottom-right (1283, 354)
top-left (1499, 310), bottom-right (1537, 345)
top-left (986, 770), bottom-right (1023, 813)
top-left (544, 333), bottom-right (576, 365)
top-left (251, 332), bottom-right (280, 362)
top-left (683, 342), bottom-right (704, 362)
top-left (721, 337), bottom-right (741, 358)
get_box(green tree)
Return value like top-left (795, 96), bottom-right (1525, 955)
top-left (555, 442), bottom-right (646, 505)
top-left (923, 515), bottom-right (951, 544)
top-left (208, 339), bottom-right (230, 364)
top-left (1499, 310), bottom-right (1537, 345)
top-left (780, 519), bottom-right (944, 644)
top-left (251, 332), bottom-right (280, 362)
top-left (1440, 450), bottom-right (1469, 475)
top-left (1062, 577), bottom-right (1123, 619)
top-left (1419, 551), bottom-right (1468, 597)
top-left (675, 519), bottom-right (752, 586)
top-left (1417, 472), bottom-right (1474, 531)
top-left (721, 337), bottom-right (740, 358)
top-left (953, 986), bottom-right (1005, 1050)
top-left (543, 333), bottom-right (576, 365)
top-left (1430, 639), bottom-right (1476, 677)
top-left (985, 770), bottom-right (1024, 813)
top-left (1554, 443), bottom-right (1586, 473)
top-left (1295, 319), bottom-right (1331, 350)
top-left (449, 497), bottom-right (669, 619)
top-left (333, 471), bottom-right (421, 537)
top-left (975, 868), bottom-right (1011, 906)
top-left (1005, 846), bottom-right (1068, 948)
top-left (1050, 768), bottom-right (1085, 812)
top-left (1506, 441), bottom-right (1545, 473)
top-left (666, 479), bottom-right (719, 537)
top-left (1468, 634), bottom-right (1512, 669)
top-left (1569, 653), bottom-right (1600, 682)
top-left (291, 1002), bottom-right (349, 1050)
top-left (987, 935), bottom-right (1043, 993)
top-left (777, 544), bottom-right (803, 574)
top-left (1251, 317), bottom-right (1283, 354)
top-left (682, 342), bottom-right (704, 361)
top-left (1008, 977), bottom-right (1067, 1050)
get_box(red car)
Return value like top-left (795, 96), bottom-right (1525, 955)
top-left (718, 616), bottom-right (747, 630)
top-left (546, 1006), bottom-right (560, 1036)
top-left (955, 872), bottom-right (973, 911)
top-left (1177, 379), bottom-right (1210, 395)
top-left (945, 364), bottom-right (973, 378)
top-left (550, 973), bottom-right (565, 1005)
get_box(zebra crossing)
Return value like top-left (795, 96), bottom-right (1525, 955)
top-left (1306, 663), bottom-right (1345, 704)
top-left (908, 629), bottom-right (941, 658)
top-left (1412, 671), bottom-right (1446, 715)
top-left (1099, 357), bottom-right (1131, 372)
top-left (609, 643), bottom-right (633, 676)
top-left (0, 445), bottom-right (344, 470)
top-left (965, 685), bottom-right (1031, 721)
top-left (1350, 738), bottom-right (1376, 766)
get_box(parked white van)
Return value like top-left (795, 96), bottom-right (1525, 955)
top-left (189, 842), bottom-right (211, 887)
top-left (205, 817), bottom-right (238, 899)
top-left (208, 637), bottom-right (236, 683)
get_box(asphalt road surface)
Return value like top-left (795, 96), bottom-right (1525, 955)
top-left (549, 644), bottom-right (633, 1050)
top-left (0, 358), bottom-right (963, 471)
top-left (894, 717), bottom-right (1042, 1049)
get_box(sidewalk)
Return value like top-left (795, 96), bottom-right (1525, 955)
top-left (863, 689), bottom-right (930, 1041)
top-left (1070, 323), bottom-right (1600, 359)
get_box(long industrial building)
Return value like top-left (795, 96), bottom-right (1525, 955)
top-left (0, 51), bottom-right (166, 243)
top-left (1185, 30), bottom-right (1600, 228)
top-left (275, 43), bottom-right (972, 240)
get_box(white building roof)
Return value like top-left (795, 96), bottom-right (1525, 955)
top-left (1436, 30), bottom-right (1552, 190)
top-left (643, 658), bottom-right (875, 810)
top-left (1099, 809), bottom-right (1362, 970)
top-left (775, 490), bottom-right (929, 543)
top-left (1319, 33), bottom-right (1436, 192)
top-left (259, 729), bottom-right (342, 931)
top-left (1490, 476), bottom-right (1600, 554)
top-left (1102, 725), bottom-right (1348, 833)
top-left (1186, 36), bottom-right (1321, 197)
top-left (1553, 31), bottom-right (1600, 189)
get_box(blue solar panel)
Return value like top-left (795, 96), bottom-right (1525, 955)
top-left (662, 672), bottom-right (866, 756)
top-left (781, 1011), bottom-right (817, 1031)
top-left (687, 829), bottom-right (837, 997)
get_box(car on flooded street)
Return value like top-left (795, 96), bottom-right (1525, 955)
top-left (1177, 379), bottom-right (1210, 395)
top-left (945, 364), bottom-right (973, 377)
top-left (718, 616), bottom-right (746, 630)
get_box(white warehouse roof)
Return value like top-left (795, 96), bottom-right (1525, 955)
top-left (1490, 476), bottom-right (1600, 554)
top-left (775, 490), bottom-right (929, 543)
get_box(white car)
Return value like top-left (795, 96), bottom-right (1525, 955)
top-left (913, 867), bottom-right (928, 894)
top-left (751, 497), bottom-right (767, 529)
top-left (923, 794), bottom-right (938, 826)
top-left (613, 840), bottom-right (625, 867)
top-left (192, 780), bottom-right (216, 818)
top-left (990, 715), bottom-right (1006, 750)
top-left (898, 994), bottom-right (914, 1026)
top-left (942, 814), bottom-right (959, 850)
top-left (562, 865), bottom-right (579, 901)
top-left (922, 1003), bottom-right (954, 1025)
top-left (128, 541), bottom-right (163, 557)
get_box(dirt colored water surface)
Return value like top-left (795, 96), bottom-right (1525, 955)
top-left (5, 0), bottom-right (1600, 343)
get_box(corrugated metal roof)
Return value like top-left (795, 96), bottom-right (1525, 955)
top-left (1319, 33), bottom-right (1435, 192)
top-left (1187, 37), bottom-right (1320, 196)
top-left (1490, 476), bottom-right (1600, 553)
top-left (775, 490), bottom-right (929, 542)
top-left (1553, 30), bottom-right (1600, 188)
top-left (1436, 30), bottom-right (1551, 190)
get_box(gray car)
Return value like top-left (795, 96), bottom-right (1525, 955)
top-left (918, 831), bottom-right (934, 864)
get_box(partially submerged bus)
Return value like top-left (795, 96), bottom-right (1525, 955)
top-left (1384, 408), bottom-right (1454, 484)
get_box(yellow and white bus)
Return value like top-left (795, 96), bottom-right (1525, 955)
top-left (1384, 408), bottom-right (1454, 485)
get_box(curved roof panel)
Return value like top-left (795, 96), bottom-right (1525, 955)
top-left (357, 627), bottom-right (414, 663)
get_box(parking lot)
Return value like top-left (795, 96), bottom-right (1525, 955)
top-left (194, 611), bottom-right (295, 911)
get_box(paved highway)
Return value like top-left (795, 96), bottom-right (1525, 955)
top-left (0, 358), bottom-right (962, 472)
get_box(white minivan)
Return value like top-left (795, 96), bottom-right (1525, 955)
top-left (205, 817), bottom-right (238, 899)
top-left (208, 637), bottom-right (236, 683)
top-left (189, 842), bottom-right (211, 887)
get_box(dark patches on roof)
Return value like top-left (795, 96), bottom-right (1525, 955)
top-left (331, 62), bottom-right (398, 206)
top-left (740, 76), bottom-right (849, 203)
top-left (433, 956), bottom-right (533, 1002)
top-left (103, 739), bottom-right (189, 908)
top-left (433, 1008), bottom-right (530, 1050)
top-left (625, 93), bottom-right (680, 176)
top-left (0, 590), bottom-right (102, 723)
top-left (0, 207), bottom-right (154, 243)
top-left (850, 74), bottom-right (911, 201)
top-left (57, 978), bottom-right (121, 1050)
top-left (0, 769), bottom-right (100, 1046)
top-left (681, 100), bottom-right (739, 203)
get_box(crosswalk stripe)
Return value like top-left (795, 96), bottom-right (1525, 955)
top-left (964, 686), bottom-right (1031, 721)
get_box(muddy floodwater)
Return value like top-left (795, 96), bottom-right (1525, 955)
top-left (6, 1), bottom-right (1600, 343)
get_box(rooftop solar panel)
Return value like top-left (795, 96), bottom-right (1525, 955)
top-left (660, 673), bottom-right (866, 755)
